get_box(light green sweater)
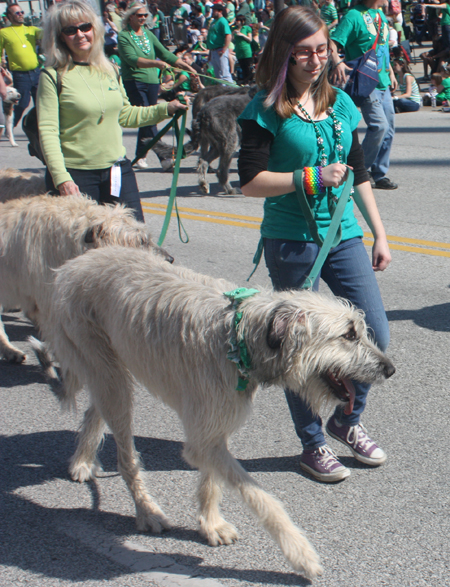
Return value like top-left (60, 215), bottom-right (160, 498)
top-left (37, 65), bottom-right (171, 187)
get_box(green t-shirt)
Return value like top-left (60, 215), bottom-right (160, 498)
top-left (331, 6), bottom-right (391, 90)
top-left (320, 3), bottom-right (338, 32)
top-left (0, 25), bottom-right (41, 71)
top-left (36, 66), bottom-right (170, 187)
top-left (436, 77), bottom-right (450, 101)
top-left (170, 6), bottom-right (189, 24)
top-left (233, 25), bottom-right (252, 59)
top-left (227, 1), bottom-right (236, 23)
top-left (207, 16), bottom-right (231, 50)
top-left (440, 3), bottom-right (450, 26)
top-left (177, 71), bottom-right (191, 91)
top-left (118, 29), bottom-right (178, 83)
top-left (238, 89), bottom-right (363, 243)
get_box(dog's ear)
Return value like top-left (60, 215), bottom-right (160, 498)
top-left (267, 306), bottom-right (305, 349)
top-left (84, 224), bottom-right (103, 245)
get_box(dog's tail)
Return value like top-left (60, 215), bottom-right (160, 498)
top-left (29, 336), bottom-right (77, 411)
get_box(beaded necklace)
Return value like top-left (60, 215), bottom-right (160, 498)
top-left (129, 26), bottom-right (153, 55)
top-left (297, 101), bottom-right (344, 167)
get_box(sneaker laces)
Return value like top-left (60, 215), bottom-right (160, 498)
top-left (346, 423), bottom-right (374, 452)
top-left (317, 445), bottom-right (339, 469)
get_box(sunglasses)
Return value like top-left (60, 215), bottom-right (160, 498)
top-left (11, 10), bottom-right (25, 15)
top-left (135, 13), bottom-right (149, 17)
top-left (61, 22), bottom-right (93, 36)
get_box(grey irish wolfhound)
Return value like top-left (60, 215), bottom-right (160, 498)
top-left (39, 246), bottom-right (395, 580)
top-left (0, 194), bottom-right (171, 363)
top-left (197, 88), bottom-right (256, 195)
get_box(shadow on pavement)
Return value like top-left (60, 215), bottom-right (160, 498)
top-left (386, 302), bottom-right (450, 332)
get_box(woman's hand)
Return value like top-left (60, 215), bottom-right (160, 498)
top-left (372, 236), bottom-right (391, 272)
top-left (321, 163), bottom-right (351, 188)
top-left (167, 97), bottom-right (190, 115)
top-left (58, 181), bottom-right (81, 196)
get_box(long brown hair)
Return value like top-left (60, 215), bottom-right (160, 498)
top-left (256, 6), bottom-right (336, 118)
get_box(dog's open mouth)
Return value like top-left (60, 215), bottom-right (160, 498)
top-left (324, 371), bottom-right (355, 415)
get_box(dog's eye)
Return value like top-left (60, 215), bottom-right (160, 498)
top-left (343, 327), bottom-right (357, 341)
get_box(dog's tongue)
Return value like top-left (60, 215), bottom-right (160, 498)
top-left (343, 378), bottom-right (356, 415)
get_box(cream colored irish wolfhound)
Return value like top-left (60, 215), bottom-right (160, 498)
top-left (0, 168), bottom-right (46, 202)
top-left (0, 195), bottom-right (171, 362)
top-left (39, 246), bottom-right (395, 580)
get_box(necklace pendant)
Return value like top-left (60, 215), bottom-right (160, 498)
top-left (22, 44), bottom-right (26, 48)
top-left (99, 113), bottom-right (105, 123)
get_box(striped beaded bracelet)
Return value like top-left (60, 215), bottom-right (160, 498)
top-left (303, 166), bottom-right (325, 196)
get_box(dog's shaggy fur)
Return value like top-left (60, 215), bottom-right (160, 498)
top-left (197, 89), bottom-right (256, 195)
top-left (0, 168), bottom-right (46, 202)
top-left (1, 86), bottom-right (21, 147)
top-left (0, 195), bottom-right (171, 363)
top-left (39, 246), bottom-right (395, 579)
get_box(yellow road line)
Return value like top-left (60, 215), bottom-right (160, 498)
top-left (142, 204), bottom-right (450, 258)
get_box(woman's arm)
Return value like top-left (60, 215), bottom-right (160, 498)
top-left (352, 182), bottom-right (391, 271)
top-left (37, 70), bottom-right (79, 194)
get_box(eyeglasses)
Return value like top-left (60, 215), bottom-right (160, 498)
top-left (135, 13), bottom-right (149, 18)
top-left (61, 22), bottom-right (93, 36)
top-left (291, 47), bottom-right (331, 62)
top-left (11, 10), bottom-right (25, 15)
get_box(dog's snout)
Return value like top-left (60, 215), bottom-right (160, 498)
top-left (384, 361), bottom-right (395, 379)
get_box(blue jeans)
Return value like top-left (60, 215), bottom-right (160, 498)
top-left (122, 80), bottom-right (160, 160)
top-left (264, 237), bottom-right (390, 450)
top-left (360, 88), bottom-right (395, 182)
top-left (210, 48), bottom-right (233, 83)
top-left (395, 98), bottom-right (420, 113)
top-left (44, 158), bottom-right (144, 222)
top-left (12, 67), bottom-right (41, 127)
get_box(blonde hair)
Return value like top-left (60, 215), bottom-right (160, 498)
top-left (42, 0), bottom-right (115, 77)
top-left (122, 1), bottom-right (147, 29)
top-left (256, 6), bottom-right (336, 119)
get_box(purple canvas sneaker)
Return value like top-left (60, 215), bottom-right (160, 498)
top-left (300, 445), bottom-right (350, 483)
top-left (326, 417), bottom-right (387, 466)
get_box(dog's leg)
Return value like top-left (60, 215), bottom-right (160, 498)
top-left (198, 140), bottom-right (219, 194)
top-left (70, 405), bottom-right (106, 482)
top-left (216, 137), bottom-right (238, 195)
top-left (0, 306), bottom-right (26, 363)
top-left (5, 113), bottom-right (18, 147)
top-left (186, 440), bottom-right (322, 580)
top-left (197, 471), bottom-right (239, 546)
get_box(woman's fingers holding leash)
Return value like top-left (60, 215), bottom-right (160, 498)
top-left (58, 181), bottom-right (82, 197)
top-left (167, 98), bottom-right (190, 115)
top-left (321, 163), bottom-right (349, 188)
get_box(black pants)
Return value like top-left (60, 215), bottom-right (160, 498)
top-left (238, 57), bottom-right (253, 85)
top-left (123, 80), bottom-right (160, 160)
top-left (45, 158), bottom-right (144, 222)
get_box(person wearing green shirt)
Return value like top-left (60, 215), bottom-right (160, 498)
top-left (148, 3), bottom-right (164, 41)
top-left (118, 2), bottom-right (195, 168)
top-left (319, 0), bottom-right (338, 33)
top-left (170, 0), bottom-right (189, 44)
top-left (233, 15), bottom-right (253, 83)
top-left (236, 0), bottom-right (252, 25)
top-left (37, 0), bottom-right (188, 221)
top-left (330, 0), bottom-right (399, 190)
top-left (206, 4), bottom-right (233, 82)
top-left (427, 3), bottom-right (450, 48)
top-left (0, 3), bottom-right (42, 127)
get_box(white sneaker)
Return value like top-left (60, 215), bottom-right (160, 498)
top-left (134, 158), bottom-right (148, 169)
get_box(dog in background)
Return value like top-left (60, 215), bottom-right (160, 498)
top-left (0, 167), bottom-right (46, 202)
top-left (1, 85), bottom-right (21, 147)
top-left (197, 87), bottom-right (256, 195)
top-left (38, 245), bottom-right (395, 579)
top-left (0, 195), bottom-right (172, 363)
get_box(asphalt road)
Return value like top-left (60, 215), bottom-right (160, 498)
top-left (1, 89), bottom-right (450, 587)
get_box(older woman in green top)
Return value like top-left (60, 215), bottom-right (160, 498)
top-left (118, 1), bottom-right (195, 169)
top-left (38, 0), bottom-right (187, 221)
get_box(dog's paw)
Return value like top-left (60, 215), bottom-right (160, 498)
top-left (199, 182), bottom-right (210, 194)
top-left (2, 346), bottom-right (26, 363)
top-left (69, 459), bottom-right (102, 482)
top-left (199, 519), bottom-right (239, 546)
top-left (136, 506), bottom-right (171, 533)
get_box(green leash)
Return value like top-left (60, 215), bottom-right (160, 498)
top-left (247, 169), bottom-right (355, 287)
top-left (157, 108), bottom-right (189, 246)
